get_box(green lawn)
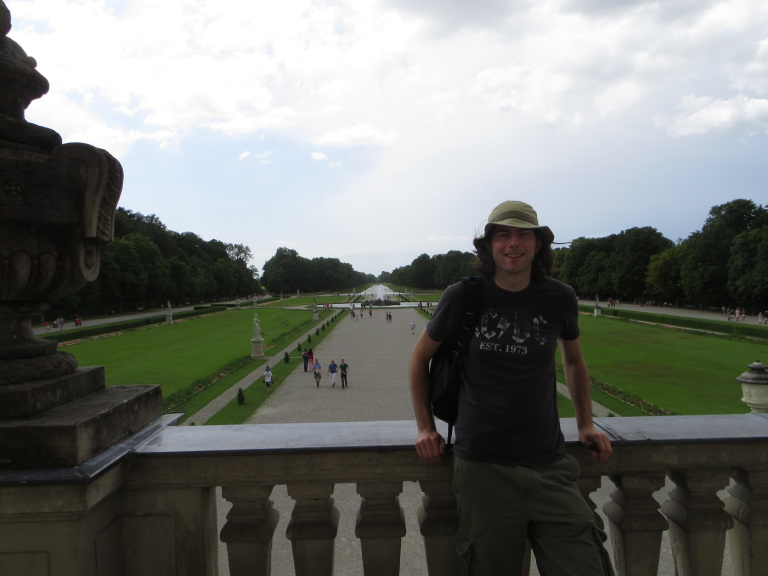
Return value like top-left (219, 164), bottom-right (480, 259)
top-left (63, 303), bottom-right (763, 423)
top-left (67, 308), bottom-right (314, 395)
top-left (571, 314), bottom-right (765, 415)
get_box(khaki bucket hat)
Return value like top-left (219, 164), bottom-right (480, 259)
top-left (483, 201), bottom-right (554, 244)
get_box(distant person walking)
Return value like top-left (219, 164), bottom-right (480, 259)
top-left (328, 359), bottom-right (339, 387)
top-left (302, 349), bottom-right (309, 372)
top-left (340, 358), bottom-right (350, 389)
top-left (263, 366), bottom-right (272, 391)
top-left (308, 349), bottom-right (314, 369)
top-left (312, 358), bottom-right (322, 387)
top-left (410, 320), bottom-right (416, 334)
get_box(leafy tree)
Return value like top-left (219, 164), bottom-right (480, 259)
top-left (680, 200), bottom-right (767, 308)
top-left (727, 227), bottom-right (768, 311)
top-left (609, 227), bottom-right (673, 301)
top-left (262, 247), bottom-right (310, 294)
top-left (433, 250), bottom-right (476, 288)
top-left (409, 254), bottom-right (436, 289)
top-left (646, 247), bottom-right (683, 304)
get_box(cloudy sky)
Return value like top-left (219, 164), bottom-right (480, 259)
top-left (8, 0), bottom-right (768, 275)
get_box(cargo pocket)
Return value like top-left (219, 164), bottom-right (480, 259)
top-left (591, 525), bottom-right (616, 576)
top-left (455, 529), bottom-right (473, 576)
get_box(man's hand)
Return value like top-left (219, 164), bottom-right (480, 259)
top-left (579, 427), bottom-right (612, 464)
top-left (415, 429), bottom-right (446, 464)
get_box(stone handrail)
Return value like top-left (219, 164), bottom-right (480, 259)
top-left (114, 413), bottom-right (768, 576)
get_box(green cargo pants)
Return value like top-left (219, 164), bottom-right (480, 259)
top-left (453, 454), bottom-right (615, 576)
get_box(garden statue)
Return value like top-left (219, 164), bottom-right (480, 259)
top-left (253, 312), bottom-right (260, 338)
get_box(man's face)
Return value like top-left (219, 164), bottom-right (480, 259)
top-left (490, 225), bottom-right (540, 280)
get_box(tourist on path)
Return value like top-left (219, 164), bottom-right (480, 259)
top-left (312, 358), bottom-right (322, 387)
top-left (339, 358), bottom-right (350, 389)
top-left (307, 348), bottom-right (314, 369)
top-left (409, 200), bottom-right (614, 576)
top-left (328, 360), bottom-right (339, 387)
top-left (263, 366), bottom-right (272, 391)
top-left (302, 349), bottom-right (309, 372)
top-left (409, 320), bottom-right (416, 334)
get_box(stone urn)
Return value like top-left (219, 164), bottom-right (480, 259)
top-left (737, 359), bottom-right (768, 414)
top-left (0, 2), bottom-right (162, 468)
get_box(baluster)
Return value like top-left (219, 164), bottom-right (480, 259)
top-left (725, 468), bottom-right (768, 576)
top-left (603, 473), bottom-right (668, 576)
top-left (220, 485), bottom-right (279, 576)
top-left (418, 479), bottom-right (460, 576)
top-left (286, 481), bottom-right (339, 576)
top-left (660, 469), bottom-right (733, 576)
top-left (577, 475), bottom-right (607, 531)
top-left (355, 481), bottom-right (406, 576)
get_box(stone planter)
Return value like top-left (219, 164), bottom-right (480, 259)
top-left (737, 359), bottom-right (768, 414)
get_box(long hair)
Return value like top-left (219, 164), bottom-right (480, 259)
top-left (472, 225), bottom-right (554, 282)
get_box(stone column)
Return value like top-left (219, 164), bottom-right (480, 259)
top-left (604, 473), bottom-right (668, 576)
top-left (418, 478), bottom-right (460, 576)
top-left (286, 481), bottom-right (339, 576)
top-left (725, 468), bottom-right (768, 576)
top-left (355, 481), bottom-right (406, 576)
top-left (660, 469), bottom-right (733, 576)
top-left (221, 485), bottom-right (280, 576)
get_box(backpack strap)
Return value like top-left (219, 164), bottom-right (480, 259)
top-left (446, 276), bottom-right (485, 448)
top-left (456, 276), bottom-right (484, 353)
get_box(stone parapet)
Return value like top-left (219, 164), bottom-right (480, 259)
top-left (1, 414), bottom-right (767, 575)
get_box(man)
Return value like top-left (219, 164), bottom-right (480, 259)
top-left (339, 358), bottom-right (350, 389)
top-left (312, 358), bottom-right (322, 387)
top-left (327, 359), bottom-right (339, 387)
top-left (409, 201), bottom-right (614, 575)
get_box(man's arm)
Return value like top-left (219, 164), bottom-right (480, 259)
top-left (409, 329), bottom-right (445, 464)
top-left (559, 337), bottom-right (613, 464)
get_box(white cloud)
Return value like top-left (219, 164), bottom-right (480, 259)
top-left (315, 124), bottom-right (398, 147)
top-left (662, 94), bottom-right (768, 136)
top-left (7, 0), bottom-right (768, 274)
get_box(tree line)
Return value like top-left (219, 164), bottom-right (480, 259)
top-left (558, 199), bottom-right (767, 311)
top-left (53, 209), bottom-right (262, 316)
top-left (381, 199), bottom-right (767, 313)
top-left (52, 198), bottom-right (766, 318)
top-left (260, 247), bottom-right (375, 294)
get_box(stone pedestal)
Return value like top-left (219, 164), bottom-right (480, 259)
top-left (251, 337), bottom-right (265, 358)
top-left (0, 362), bottom-right (162, 468)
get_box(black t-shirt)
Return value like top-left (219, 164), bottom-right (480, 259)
top-left (427, 277), bottom-right (580, 466)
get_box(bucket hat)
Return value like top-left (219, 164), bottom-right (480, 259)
top-left (483, 201), bottom-right (554, 244)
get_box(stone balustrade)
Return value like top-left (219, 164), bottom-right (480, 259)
top-left (1, 413), bottom-right (767, 576)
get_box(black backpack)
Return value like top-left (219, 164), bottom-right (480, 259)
top-left (428, 276), bottom-right (484, 449)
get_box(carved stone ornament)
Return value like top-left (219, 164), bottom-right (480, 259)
top-left (0, 1), bottom-right (122, 385)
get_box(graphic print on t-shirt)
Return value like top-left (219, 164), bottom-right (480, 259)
top-left (477, 308), bottom-right (552, 355)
